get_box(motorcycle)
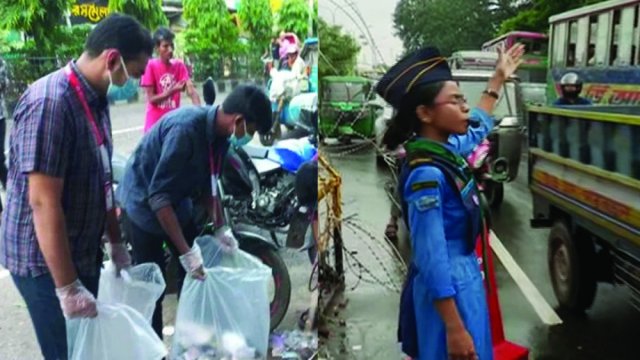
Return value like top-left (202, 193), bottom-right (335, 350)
top-left (224, 92), bottom-right (318, 246)
top-left (222, 136), bottom-right (318, 249)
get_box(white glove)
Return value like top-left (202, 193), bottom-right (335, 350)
top-left (104, 242), bottom-right (132, 273)
top-left (179, 244), bottom-right (206, 280)
top-left (55, 279), bottom-right (98, 319)
top-left (214, 226), bottom-right (239, 254)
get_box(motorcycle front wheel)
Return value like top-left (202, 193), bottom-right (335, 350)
top-left (242, 245), bottom-right (292, 331)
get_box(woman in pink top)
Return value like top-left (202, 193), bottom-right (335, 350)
top-left (141, 27), bottom-right (201, 132)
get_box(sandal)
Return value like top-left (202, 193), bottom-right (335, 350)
top-left (385, 222), bottom-right (398, 242)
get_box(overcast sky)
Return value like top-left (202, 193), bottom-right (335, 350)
top-left (319, 0), bottom-right (404, 67)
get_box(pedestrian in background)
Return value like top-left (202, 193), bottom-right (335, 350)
top-left (141, 26), bottom-right (201, 133)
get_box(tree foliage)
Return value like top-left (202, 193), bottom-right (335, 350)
top-left (108, 0), bottom-right (168, 30)
top-left (238, 0), bottom-right (273, 49)
top-left (237, 0), bottom-right (274, 77)
top-left (0, 0), bottom-right (71, 49)
top-left (183, 0), bottom-right (240, 57)
top-left (318, 17), bottom-right (360, 77)
top-left (499, 0), bottom-right (607, 34)
top-left (394, 0), bottom-right (496, 56)
top-left (277, 0), bottom-right (313, 39)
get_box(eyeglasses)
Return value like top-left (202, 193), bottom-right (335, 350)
top-left (433, 95), bottom-right (468, 107)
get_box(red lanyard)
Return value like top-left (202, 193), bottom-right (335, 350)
top-left (64, 64), bottom-right (115, 211)
top-left (64, 64), bottom-right (106, 146)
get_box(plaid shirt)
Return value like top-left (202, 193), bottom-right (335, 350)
top-left (0, 61), bottom-right (112, 277)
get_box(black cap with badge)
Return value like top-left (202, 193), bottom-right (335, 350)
top-left (375, 47), bottom-right (453, 109)
top-left (376, 46), bottom-right (481, 128)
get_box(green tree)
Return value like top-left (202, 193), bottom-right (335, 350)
top-left (108, 0), bottom-right (168, 30)
top-left (0, 0), bottom-right (71, 50)
top-left (277, 0), bottom-right (312, 39)
top-left (499, 0), bottom-right (607, 34)
top-left (394, 0), bottom-right (495, 56)
top-left (318, 18), bottom-right (360, 77)
top-left (237, 0), bottom-right (273, 76)
top-left (183, 0), bottom-right (240, 56)
top-left (238, 0), bottom-right (273, 50)
top-left (183, 0), bottom-right (240, 78)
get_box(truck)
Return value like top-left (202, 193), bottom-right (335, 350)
top-left (528, 104), bottom-right (640, 312)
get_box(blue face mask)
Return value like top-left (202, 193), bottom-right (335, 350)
top-left (230, 121), bottom-right (252, 147)
top-left (107, 57), bottom-right (139, 102)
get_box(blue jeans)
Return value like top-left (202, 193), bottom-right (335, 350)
top-left (11, 272), bottom-right (100, 360)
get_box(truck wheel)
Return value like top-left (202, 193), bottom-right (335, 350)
top-left (548, 221), bottom-right (597, 312)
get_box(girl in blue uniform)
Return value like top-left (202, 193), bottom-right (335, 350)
top-left (376, 44), bottom-right (525, 360)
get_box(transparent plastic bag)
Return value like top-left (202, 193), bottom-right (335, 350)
top-left (66, 303), bottom-right (167, 360)
top-left (98, 261), bottom-right (166, 324)
top-left (171, 235), bottom-right (272, 359)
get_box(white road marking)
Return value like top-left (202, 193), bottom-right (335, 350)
top-left (490, 230), bottom-right (563, 326)
top-left (112, 126), bottom-right (144, 135)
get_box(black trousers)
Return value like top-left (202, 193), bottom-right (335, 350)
top-left (122, 213), bottom-right (197, 339)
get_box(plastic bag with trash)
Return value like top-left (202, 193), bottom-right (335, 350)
top-left (98, 261), bottom-right (166, 323)
top-left (171, 235), bottom-right (272, 359)
top-left (66, 303), bottom-right (167, 360)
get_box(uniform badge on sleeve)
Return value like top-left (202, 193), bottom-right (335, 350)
top-left (415, 194), bottom-right (440, 211)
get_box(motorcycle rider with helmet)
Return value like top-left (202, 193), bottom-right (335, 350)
top-left (554, 72), bottom-right (592, 105)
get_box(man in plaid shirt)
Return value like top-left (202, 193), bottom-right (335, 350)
top-left (0, 14), bottom-right (153, 359)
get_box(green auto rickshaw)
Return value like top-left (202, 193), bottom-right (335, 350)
top-left (319, 76), bottom-right (383, 142)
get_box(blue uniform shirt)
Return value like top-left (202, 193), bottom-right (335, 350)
top-left (118, 105), bottom-right (229, 235)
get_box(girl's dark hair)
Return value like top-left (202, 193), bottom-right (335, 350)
top-left (382, 81), bottom-right (446, 150)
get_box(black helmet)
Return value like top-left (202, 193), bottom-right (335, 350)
top-left (559, 72), bottom-right (582, 99)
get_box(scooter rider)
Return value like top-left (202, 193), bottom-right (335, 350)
top-left (117, 84), bottom-right (272, 338)
top-left (554, 72), bottom-right (592, 105)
